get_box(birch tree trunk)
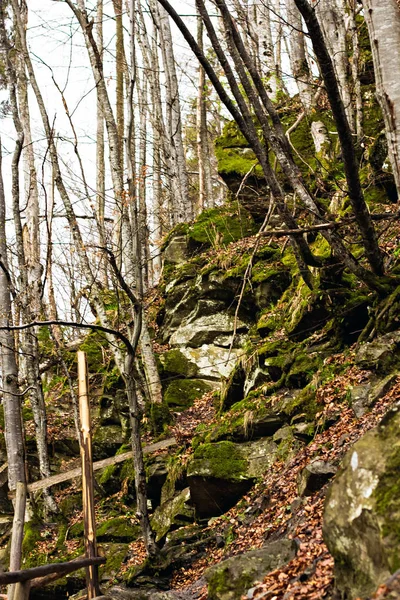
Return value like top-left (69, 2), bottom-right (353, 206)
top-left (285, 0), bottom-right (313, 111)
top-left (196, 16), bottom-right (213, 212)
top-left (362, 0), bottom-right (400, 196)
top-left (96, 0), bottom-right (107, 284)
top-left (0, 139), bottom-right (26, 575)
top-left (4, 11), bottom-right (57, 513)
top-left (156, 4), bottom-right (192, 222)
top-left (314, 0), bottom-right (355, 130)
top-left (253, 0), bottom-right (279, 100)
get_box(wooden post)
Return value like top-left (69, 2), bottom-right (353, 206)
top-left (8, 481), bottom-right (27, 600)
top-left (78, 351), bottom-right (100, 599)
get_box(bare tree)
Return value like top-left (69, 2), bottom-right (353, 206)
top-left (362, 0), bottom-right (400, 197)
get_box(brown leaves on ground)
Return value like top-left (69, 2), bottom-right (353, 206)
top-left (171, 391), bottom-right (217, 446)
top-left (168, 367), bottom-right (400, 599)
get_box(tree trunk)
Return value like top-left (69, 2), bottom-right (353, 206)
top-left (156, 4), bottom-right (191, 222)
top-left (362, 0), bottom-right (400, 196)
top-left (96, 0), bottom-right (107, 284)
top-left (0, 140), bottom-right (26, 576)
top-left (285, 0), bottom-right (313, 111)
top-left (314, 0), bottom-right (355, 130)
top-left (253, 0), bottom-right (279, 99)
top-left (196, 16), bottom-right (213, 212)
top-left (294, 0), bottom-right (385, 277)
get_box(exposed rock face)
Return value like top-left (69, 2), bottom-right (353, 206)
top-left (355, 331), bottom-right (400, 371)
top-left (297, 460), bottom-right (337, 497)
top-left (187, 439), bottom-right (278, 518)
top-left (151, 488), bottom-right (194, 541)
top-left (204, 539), bottom-right (298, 600)
top-left (163, 235), bottom-right (191, 265)
top-left (350, 374), bottom-right (397, 418)
top-left (323, 405), bottom-right (400, 599)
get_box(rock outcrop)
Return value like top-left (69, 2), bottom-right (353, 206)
top-left (323, 404), bottom-right (400, 599)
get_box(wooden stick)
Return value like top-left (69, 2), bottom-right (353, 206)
top-left (0, 557), bottom-right (106, 585)
top-left (8, 482), bottom-right (27, 600)
top-left (78, 351), bottom-right (100, 599)
top-left (25, 437), bottom-right (177, 494)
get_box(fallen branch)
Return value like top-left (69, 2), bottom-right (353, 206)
top-left (0, 557), bottom-right (106, 585)
top-left (258, 211), bottom-right (400, 237)
top-left (26, 437), bottom-right (176, 493)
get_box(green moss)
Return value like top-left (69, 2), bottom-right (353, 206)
top-left (215, 121), bottom-right (264, 178)
top-left (207, 565), bottom-right (254, 600)
top-left (161, 222), bottom-right (189, 252)
top-left (69, 521), bottom-right (84, 538)
top-left (99, 464), bottom-right (118, 486)
top-left (59, 493), bottom-right (82, 519)
top-left (188, 205), bottom-right (257, 247)
top-left (189, 441), bottom-right (248, 481)
top-left (80, 330), bottom-right (106, 372)
top-left (286, 353), bottom-right (323, 388)
top-left (283, 384), bottom-right (320, 421)
top-left (96, 517), bottom-right (140, 542)
top-left (148, 402), bottom-right (172, 436)
top-left (374, 442), bottom-right (400, 571)
top-left (164, 379), bottom-right (212, 411)
top-left (256, 311), bottom-right (281, 336)
top-left (161, 349), bottom-right (199, 378)
top-left (251, 263), bottom-right (281, 284)
top-left (22, 520), bottom-right (47, 567)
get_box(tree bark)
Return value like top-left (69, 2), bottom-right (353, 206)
top-left (196, 16), bottom-right (213, 212)
top-left (0, 140), bottom-right (26, 579)
top-left (362, 0), bottom-right (400, 196)
top-left (285, 0), bottom-right (313, 111)
top-left (294, 0), bottom-right (385, 277)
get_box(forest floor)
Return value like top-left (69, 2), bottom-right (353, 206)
top-left (161, 360), bottom-right (400, 600)
top-left (15, 350), bottom-right (399, 600)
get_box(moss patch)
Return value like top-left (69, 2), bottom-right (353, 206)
top-left (164, 379), bottom-right (212, 411)
top-left (160, 349), bottom-right (199, 378)
top-left (188, 441), bottom-right (248, 481)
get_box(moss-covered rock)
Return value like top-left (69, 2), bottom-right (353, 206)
top-left (164, 379), bottom-right (212, 411)
top-left (187, 441), bottom-right (252, 518)
top-left (205, 539), bottom-right (298, 600)
top-left (323, 405), bottom-right (400, 599)
top-left (160, 349), bottom-right (199, 378)
top-left (355, 331), bottom-right (400, 372)
top-left (93, 424), bottom-right (125, 460)
top-left (189, 205), bottom-right (257, 248)
top-left (96, 517), bottom-right (140, 543)
top-left (151, 488), bottom-right (194, 542)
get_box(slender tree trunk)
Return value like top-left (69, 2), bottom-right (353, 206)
top-left (294, 0), bottom-right (384, 277)
top-left (96, 0), bottom-right (107, 284)
top-left (285, 0), bottom-right (313, 111)
top-left (362, 0), bottom-right (400, 196)
top-left (253, 0), bottom-right (279, 99)
top-left (156, 4), bottom-right (191, 222)
top-left (0, 139), bottom-right (26, 575)
top-left (196, 16), bottom-right (213, 212)
top-left (314, 0), bottom-right (355, 130)
top-left (349, 0), bottom-right (363, 143)
top-left (4, 13), bottom-right (56, 513)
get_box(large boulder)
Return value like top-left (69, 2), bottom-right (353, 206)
top-left (187, 439), bottom-right (277, 518)
top-left (163, 234), bottom-right (190, 265)
top-left (350, 374), bottom-right (397, 418)
top-left (204, 539), bottom-right (298, 600)
top-left (151, 488), bottom-right (194, 542)
top-left (355, 331), bottom-right (400, 372)
top-left (163, 379), bottom-right (212, 411)
top-left (169, 313), bottom-right (249, 348)
top-left (297, 460), bottom-right (337, 497)
top-left (323, 404), bottom-right (400, 599)
top-left (179, 345), bottom-right (242, 380)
